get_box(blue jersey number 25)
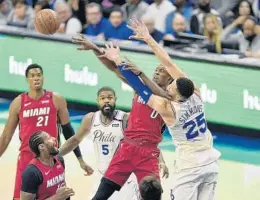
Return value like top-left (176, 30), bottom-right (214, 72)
top-left (102, 144), bottom-right (109, 155)
top-left (183, 113), bottom-right (207, 140)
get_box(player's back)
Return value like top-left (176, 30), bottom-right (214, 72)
top-left (19, 91), bottom-right (58, 152)
top-left (90, 110), bottom-right (125, 173)
top-left (124, 95), bottom-right (164, 144)
top-left (168, 92), bottom-right (221, 169)
top-left (29, 156), bottom-right (65, 199)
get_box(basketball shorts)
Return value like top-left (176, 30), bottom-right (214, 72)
top-left (13, 151), bottom-right (35, 199)
top-left (89, 170), bottom-right (141, 200)
top-left (105, 141), bottom-right (160, 186)
top-left (170, 161), bottom-right (219, 200)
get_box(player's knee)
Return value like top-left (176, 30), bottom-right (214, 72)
top-left (91, 177), bottom-right (121, 200)
top-left (139, 176), bottom-right (163, 200)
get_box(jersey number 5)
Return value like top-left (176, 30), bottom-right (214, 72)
top-left (36, 116), bottom-right (49, 127)
top-left (183, 113), bottom-right (207, 140)
top-left (102, 144), bottom-right (109, 155)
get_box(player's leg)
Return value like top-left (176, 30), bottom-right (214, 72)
top-left (118, 173), bottom-right (141, 200)
top-left (170, 165), bottom-right (202, 200)
top-left (92, 142), bottom-right (134, 200)
top-left (88, 170), bottom-right (103, 200)
top-left (134, 146), bottom-right (161, 183)
top-left (197, 161), bottom-right (219, 200)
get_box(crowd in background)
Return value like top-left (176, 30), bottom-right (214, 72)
top-left (1, 0), bottom-right (260, 58)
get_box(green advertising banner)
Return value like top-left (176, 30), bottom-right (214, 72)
top-left (0, 35), bottom-right (259, 130)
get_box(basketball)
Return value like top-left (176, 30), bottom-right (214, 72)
top-left (34, 9), bottom-right (60, 35)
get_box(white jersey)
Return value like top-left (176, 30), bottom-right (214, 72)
top-left (168, 92), bottom-right (221, 170)
top-left (90, 110), bottom-right (125, 173)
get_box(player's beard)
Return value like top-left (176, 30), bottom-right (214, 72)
top-left (49, 146), bottom-right (59, 156)
top-left (101, 104), bottom-right (115, 117)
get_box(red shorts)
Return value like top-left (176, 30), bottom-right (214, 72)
top-left (105, 139), bottom-right (160, 186)
top-left (13, 151), bottom-right (35, 199)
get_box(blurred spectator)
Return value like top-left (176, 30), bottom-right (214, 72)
top-left (165, 0), bottom-right (193, 34)
top-left (33, 1), bottom-right (47, 14)
top-left (84, 3), bottom-right (109, 37)
top-left (0, 0), bottom-right (12, 25)
top-left (55, 1), bottom-right (82, 35)
top-left (104, 8), bottom-right (133, 40)
top-left (212, 0), bottom-right (241, 17)
top-left (203, 13), bottom-right (223, 53)
top-left (223, 1), bottom-right (254, 27)
top-left (221, 16), bottom-right (260, 58)
top-left (7, 0), bottom-right (34, 28)
top-left (142, 17), bottom-right (165, 43)
top-left (121, 0), bottom-right (148, 22)
top-left (67, 0), bottom-right (86, 26)
top-left (190, 0), bottom-right (222, 35)
top-left (164, 13), bottom-right (192, 40)
top-left (142, 0), bottom-right (176, 33)
top-left (252, 0), bottom-right (260, 21)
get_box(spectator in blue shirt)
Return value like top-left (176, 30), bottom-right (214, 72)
top-left (104, 8), bottom-right (133, 40)
top-left (84, 3), bottom-right (109, 37)
top-left (164, 13), bottom-right (192, 40)
top-left (165, 0), bottom-right (193, 33)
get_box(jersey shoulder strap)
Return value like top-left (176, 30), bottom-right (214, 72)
top-left (114, 110), bottom-right (126, 121)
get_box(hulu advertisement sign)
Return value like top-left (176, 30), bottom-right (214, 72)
top-left (0, 35), bottom-right (259, 130)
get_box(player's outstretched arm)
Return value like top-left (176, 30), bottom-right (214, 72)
top-left (59, 112), bottom-right (94, 157)
top-left (0, 96), bottom-right (20, 157)
top-left (53, 93), bottom-right (83, 159)
top-left (128, 20), bottom-right (187, 79)
top-left (53, 93), bottom-right (93, 175)
top-left (72, 33), bottom-right (128, 84)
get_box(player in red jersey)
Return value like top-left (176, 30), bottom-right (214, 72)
top-left (20, 131), bottom-right (74, 200)
top-left (0, 64), bottom-right (93, 200)
top-left (71, 34), bottom-right (172, 200)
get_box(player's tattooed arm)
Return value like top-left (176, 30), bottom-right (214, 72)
top-left (128, 20), bottom-right (201, 94)
top-left (59, 112), bottom-right (94, 156)
top-left (128, 20), bottom-right (187, 80)
top-left (0, 96), bottom-right (20, 157)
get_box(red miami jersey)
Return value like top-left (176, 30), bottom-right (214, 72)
top-left (124, 95), bottom-right (164, 144)
top-left (30, 157), bottom-right (66, 200)
top-left (19, 91), bottom-right (58, 152)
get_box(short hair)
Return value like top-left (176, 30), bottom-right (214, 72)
top-left (25, 64), bottom-right (43, 77)
top-left (110, 6), bottom-right (123, 16)
top-left (176, 77), bottom-right (194, 99)
top-left (97, 86), bottom-right (116, 97)
top-left (86, 2), bottom-right (101, 11)
top-left (139, 176), bottom-right (162, 200)
top-left (29, 131), bottom-right (44, 157)
top-left (13, 0), bottom-right (26, 6)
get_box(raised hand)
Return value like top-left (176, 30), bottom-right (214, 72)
top-left (122, 57), bottom-right (143, 76)
top-left (127, 19), bottom-right (151, 41)
top-left (72, 33), bottom-right (96, 51)
top-left (98, 42), bottom-right (122, 64)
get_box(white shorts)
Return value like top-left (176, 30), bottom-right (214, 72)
top-left (170, 161), bottom-right (219, 200)
top-left (88, 170), bottom-right (141, 200)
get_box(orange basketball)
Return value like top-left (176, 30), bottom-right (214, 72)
top-left (34, 9), bottom-right (60, 35)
